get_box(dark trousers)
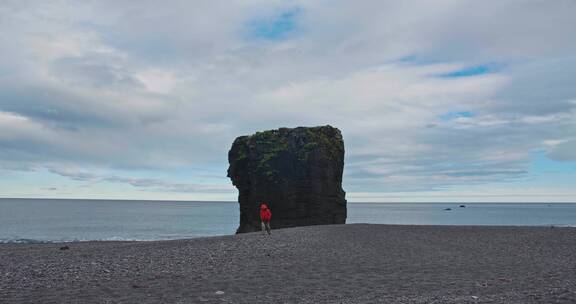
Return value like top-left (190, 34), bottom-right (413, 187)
top-left (261, 221), bottom-right (271, 234)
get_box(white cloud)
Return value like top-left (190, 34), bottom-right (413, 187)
top-left (48, 166), bottom-right (233, 193)
top-left (547, 139), bottom-right (576, 162)
top-left (0, 0), bottom-right (574, 199)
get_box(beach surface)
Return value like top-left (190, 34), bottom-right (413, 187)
top-left (1, 224), bottom-right (575, 303)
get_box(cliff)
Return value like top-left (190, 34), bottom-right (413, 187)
top-left (227, 125), bottom-right (347, 233)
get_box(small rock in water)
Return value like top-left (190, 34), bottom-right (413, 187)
top-left (444, 208), bottom-right (452, 211)
top-left (59, 246), bottom-right (70, 250)
top-left (215, 291), bottom-right (225, 295)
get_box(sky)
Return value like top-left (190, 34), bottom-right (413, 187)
top-left (0, 0), bottom-right (575, 202)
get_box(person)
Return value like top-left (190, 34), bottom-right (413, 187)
top-left (259, 203), bottom-right (272, 235)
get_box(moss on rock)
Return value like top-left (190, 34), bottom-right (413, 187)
top-left (227, 125), bottom-right (347, 233)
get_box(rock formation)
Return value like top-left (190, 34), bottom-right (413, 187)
top-left (227, 125), bottom-right (347, 233)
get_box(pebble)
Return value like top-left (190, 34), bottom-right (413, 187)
top-left (1, 225), bottom-right (574, 303)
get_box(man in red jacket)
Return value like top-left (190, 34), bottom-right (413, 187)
top-left (260, 203), bottom-right (272, 235)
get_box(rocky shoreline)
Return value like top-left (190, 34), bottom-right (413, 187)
top-left (1, 224), bottom-right (575, 303)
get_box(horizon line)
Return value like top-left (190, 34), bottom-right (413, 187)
top-left (1, 197), bottom-right (574, 204)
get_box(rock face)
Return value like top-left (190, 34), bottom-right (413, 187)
top-left (227, 125), bottom-right (347, 233)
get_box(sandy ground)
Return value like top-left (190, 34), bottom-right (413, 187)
top-left (1, 224), bottom-right (575, 303)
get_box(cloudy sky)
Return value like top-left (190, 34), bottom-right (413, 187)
top-left (1, 0), bottom-right (575, 202)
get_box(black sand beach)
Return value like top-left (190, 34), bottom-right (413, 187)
top-left (1, 224), bottom-right (575, 303)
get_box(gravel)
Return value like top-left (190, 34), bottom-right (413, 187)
top-left (1, 224), bottom-right (575, 303)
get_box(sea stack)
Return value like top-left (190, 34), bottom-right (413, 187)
top-left (227, 126), bottom-right (347, 233)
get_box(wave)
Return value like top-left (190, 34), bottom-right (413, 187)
top-left (0, 238), bottom-right (53, 244)
top-left (0, 237), bottom-right (158, 244)
top-left (0, 233), bottom-right (217, 244)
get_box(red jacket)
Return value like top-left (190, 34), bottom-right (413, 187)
top-left (260, 204), bottom-right (272, 222)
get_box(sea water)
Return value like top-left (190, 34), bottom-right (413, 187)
top-left (0, 198), bottom-right (574, 243)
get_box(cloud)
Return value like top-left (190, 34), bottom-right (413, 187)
top-left (48, 166), bottom-right (233, 193)
top-left (548, 139), bottom-right (576, 162)
top-left (0, 0), bottom-right (574, 199)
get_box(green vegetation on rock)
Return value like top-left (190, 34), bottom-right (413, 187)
top-left (231, 126), bottom-right (343, 183)
top-left (227, 125), bottom-right (347, 233)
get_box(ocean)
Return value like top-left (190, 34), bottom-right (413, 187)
top-left (1, 198), bottom-right (574, 243)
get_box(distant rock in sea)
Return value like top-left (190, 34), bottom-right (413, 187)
top-left (227, 126), bottom-right (347, 233)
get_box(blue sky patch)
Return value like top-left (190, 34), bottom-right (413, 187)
top-left (397, 54), bottom-right (418, 63)
top-left (530, 151), bottom-right (576, 173)
top-left (439, 111), bottom-right (475, 121)
top-left (393, 54), bottom-right (437, 65)
top-left (438, 63), bottom-right (501, 78)
top-left (248, 9), bottom-right (300, 40)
